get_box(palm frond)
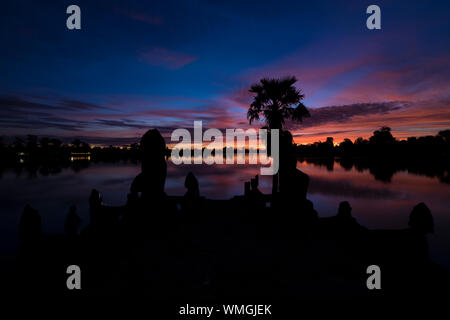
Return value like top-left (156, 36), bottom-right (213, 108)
top-left (248, 76), bottom-right (309, 129)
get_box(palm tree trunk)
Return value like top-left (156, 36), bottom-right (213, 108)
top-left (272, 172), bottom-right (278, 195)
top-left (269, 125), bottom-right (280, 196)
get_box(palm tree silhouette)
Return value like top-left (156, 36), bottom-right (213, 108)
top-left (248, 76), bottom-right (310, 194)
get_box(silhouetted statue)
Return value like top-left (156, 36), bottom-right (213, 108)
top-left (124, 128), bottom-right (178, 252)
top-left (334, 201), bottom-right (364, 233)
top-left (130, 129), bottom-right (167, 200)
top-left (16, 205), bottom-right (48, 294)
top-left (408, 202), bottom-right (434, 234)
top-left (250, 175), bottom-right (260, 193)
top-left (336, 201), bottom-right (353, 220)
top-left (182, 172), bottom-right (202, 213)
top-left (185, 172), bottom-right (200, 198)
top-left (320, 201), bottom-right (366, 241)
top-left (303, 199), bottom-right (318, 221)
top-left (89, 189), bottom-right (103, 226)
top-left (405, 202), bottom-right (434, 261)
top-left (278, 130), bottom-right (309, 203)
top-left (246, 175), bottom-right (265, 210)
top-left (364, 201), bottom-right (435, 293)
top-left (244, 181), bottom-right (251, 196)
top-left (19, 204), bottom-right (42, 244)
top-left (64, 205), bottom-right (81, 236)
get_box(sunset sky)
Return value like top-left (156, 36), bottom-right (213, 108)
top-left (1, 0), bottom-right (449, 145)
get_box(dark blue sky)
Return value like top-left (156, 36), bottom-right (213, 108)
top-left (1, 0), bottom-right (449, 144)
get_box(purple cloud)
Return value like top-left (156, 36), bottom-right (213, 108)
top-left (139, 47), bottom-right (197, 70)
top-left (299, 101), bottom-right (408, 128)
top-left (114, 7), bottom-right (163, 25)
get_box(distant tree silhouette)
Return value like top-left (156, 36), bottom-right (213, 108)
top-left (439, 129), bottom-right (450, 144)
top-left (369, 126), bottom-right (395, 145)
top-left (71, 139), bottom-right (82, 148)
top-left (13, 137), bottom-right (25, 151)
top-left (340, 138), bottom-right (353, 155)
top-left (26, 135), bottom-right (38, 150)
top-left (247, 76), bottom-right (310, 193)
top-left (50, 138), bottom-right (62, 148)
top-left (354, 137), bottom-right (368, 146)
top-left (40, 137), bottom-right (50, 149)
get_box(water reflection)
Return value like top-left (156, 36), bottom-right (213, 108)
top-left (0, 158), bottom-right (449, 267)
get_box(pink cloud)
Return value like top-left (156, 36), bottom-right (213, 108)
top-left (231, 34), bottom-right (450, 108)
top-left (139, 47), bottom-right (197, 70)
top-left (324, 54), bottom-right (450, 105)
top-left (289, 100), bottom-right (450, 144)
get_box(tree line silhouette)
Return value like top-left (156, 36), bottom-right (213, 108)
top-left (2, 127), bottom-right (449, 166)
top-left (1, 127), bottom-right (449, 183)
top-left (0, 135), bottom-right (142, 164)
top-left (295, 126), bottom-right (450, 159)
top-left (295, 127), bottom-right (450, 183)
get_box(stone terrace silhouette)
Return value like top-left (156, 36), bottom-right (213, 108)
top-left (7, 128), bottom-right (449, 299)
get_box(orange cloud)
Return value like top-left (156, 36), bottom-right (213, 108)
top-left (290, 100), bottom-right (450, 144)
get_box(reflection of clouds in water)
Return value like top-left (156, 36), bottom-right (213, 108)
top-left (101, 177), bottom-right (134, 186)
top-left (308, 176), bottom-right (401, 199)
top-left (167, 166), bottom-right (269, 198)
top-left (166, 159), bottom-right (273, 198)
top-left (1, 160), bottom-right (450, 267)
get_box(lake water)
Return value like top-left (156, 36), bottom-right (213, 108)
top-left (1, 159), bottom-right (449, 268)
